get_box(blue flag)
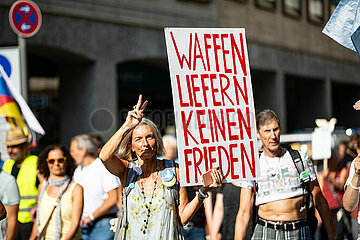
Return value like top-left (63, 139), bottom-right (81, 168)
top-left (352, 25), bottom-right (360, 58)
top-left (322, 0), bottom-right (360, 52)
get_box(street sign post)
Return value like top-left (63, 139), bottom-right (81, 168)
top-left (8, 0), bottom-right (42, 100)
top-left (9, 0), bottom-right (42, 38)
top-left (0, 48), bottom-right (21, 93)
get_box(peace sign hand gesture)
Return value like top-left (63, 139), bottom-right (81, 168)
top-left (125, 94), bottom-right (148, 128)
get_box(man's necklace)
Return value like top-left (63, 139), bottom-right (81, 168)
top-left (264, 154), bottom-right (281, 177)
top-left (139, 162), bottom-right (159, 234)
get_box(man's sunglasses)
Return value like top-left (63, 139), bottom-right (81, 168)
top-left (46, 157), bottom-right (67, 164)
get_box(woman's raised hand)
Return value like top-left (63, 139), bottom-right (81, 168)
top-left (126, 94), bottom-right (148, 128)
top-left (354, 100), bottom-right (360, 110)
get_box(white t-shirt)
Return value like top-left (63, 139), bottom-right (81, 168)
top-left (344, 159), bottom-right (360, 224)
top-left (239, 149), bottom-right (317, 206)
top-left (0, 170), bottom-right (20, 240)
top-left (73, 158), bottom-right (121, 217)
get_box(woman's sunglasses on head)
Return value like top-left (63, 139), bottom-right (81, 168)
top-left (46, 157), bottom-right (67, 164)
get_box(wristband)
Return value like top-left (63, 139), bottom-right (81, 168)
top-left (198, 188), bottom-right (209, 199)
top-left (349, 182), bottom-right (360, 190)
top-left (196, 191), bottom-right (205, 201)
top-left (89, 214), bottom-right (95, 221)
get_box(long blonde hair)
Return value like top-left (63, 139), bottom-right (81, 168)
top-left (117, 118), bottom-right (165, 160)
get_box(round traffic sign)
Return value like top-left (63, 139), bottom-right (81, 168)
top-left (9, 0), bottom-right (42, 38)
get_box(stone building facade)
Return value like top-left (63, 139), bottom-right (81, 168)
top-left (0, 0), bottom-right (359, 146)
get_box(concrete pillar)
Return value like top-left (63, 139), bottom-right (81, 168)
top-left (276, 70), bottom-right (287, 132)
top-left (325, 77), bottom-right (332, 119)
top-left (91, 61), bottom-right (118, 141)
top-left (59, 63), bottom-right (96, 145)
top-left (58, 61), bottom-right (118, 145)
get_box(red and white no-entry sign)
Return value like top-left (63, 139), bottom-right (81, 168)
top-left (9, 0), bottom-right (42, 38)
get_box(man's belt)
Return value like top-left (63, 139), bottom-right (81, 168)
top-left (258, 218), bottom-right (308, 231)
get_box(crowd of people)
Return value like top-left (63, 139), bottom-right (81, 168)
top-left (0, 96), bottom-right (360, 240)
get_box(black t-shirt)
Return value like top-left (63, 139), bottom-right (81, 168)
top-left (185, 187), bottom-right (205, 228)
top-left (212, 183), bottom-right (255, 240)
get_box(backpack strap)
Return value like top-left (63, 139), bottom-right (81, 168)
top-left (252, 151), bottom-right (263, 194)
top-left (123, 160), bottom-right (141, 196)
top-left (287, 147), bottom-right (311, 184)
top-left (163, 159), bottom-right (180, 209)
top-left (115, 160), bottom-right (139, 238)
top-left (253, 181), bottom-right (258, 194)
top-left (286, 146), bottom-right (315, 214)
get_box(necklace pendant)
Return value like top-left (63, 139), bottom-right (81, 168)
top-left (268, 170), bottom-right (276, 177)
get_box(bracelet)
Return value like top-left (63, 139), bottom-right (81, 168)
top-left (196, 191), bottom-right (205, 201)
top-left (349, 182), bottom-right (360, 190)
top-left (89, 214), bottom-right (95, 221)
top-left (198, 188), bottom-right (209, 199)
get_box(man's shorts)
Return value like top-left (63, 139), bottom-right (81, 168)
top-left (251, 221), bottom-right (312, 240)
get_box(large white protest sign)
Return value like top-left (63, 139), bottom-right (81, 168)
top-left (164, 28), bottom-right (260, 186)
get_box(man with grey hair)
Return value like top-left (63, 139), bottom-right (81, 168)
top-left (70, 134), bottom-right (120, 240)
top-left (162, 134), bottom-right (178, 161)
top-left (234, 109), bottom-right (336, 240)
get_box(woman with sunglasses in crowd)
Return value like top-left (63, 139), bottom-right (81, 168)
top-left (29, 144), bottom-right (83, 240)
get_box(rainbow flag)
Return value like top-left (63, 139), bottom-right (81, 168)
top-left (0, 74), bottom-right (28, 135)
top-left (0, 64), bottom-right (44, 138)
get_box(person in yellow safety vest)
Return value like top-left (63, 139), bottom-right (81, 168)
top-left (2, 127), bottom-right (39, 240)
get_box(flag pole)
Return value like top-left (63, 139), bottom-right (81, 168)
top-left (18, 36), bottom-right (28, 101)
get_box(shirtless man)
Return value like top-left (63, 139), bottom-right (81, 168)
top-left (234, 109), bottom-right (336, 240)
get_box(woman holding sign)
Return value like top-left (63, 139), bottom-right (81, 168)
top-left (99, 95), bottom-right (223, 239)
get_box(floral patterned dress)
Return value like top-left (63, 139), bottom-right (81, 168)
top-left (123, 181), bottom-right (184, 240)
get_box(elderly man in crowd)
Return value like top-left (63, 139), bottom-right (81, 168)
top-left (70, 134), bottom-right (120, 240)
top-left (2, 127), bottom-right (38, 240)
top-left (235, 109), bottom-right (336, 240)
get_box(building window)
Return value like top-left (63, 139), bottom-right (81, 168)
top-left (256, 0), bottom-right (276, 10)
top-left (308, 0), bottom-right (324, 24)
top-left (283, 0), bottom-right (301, 18)
top-left (329, 0), bottom-right (340, 15)
top-left (229, 0), bottom-right (247, 2)
top-left (177, 0), bottom-right (211, 2)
